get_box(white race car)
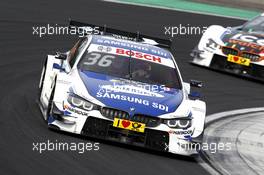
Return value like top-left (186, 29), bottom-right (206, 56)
top-left (38, 20), bottom-right (206, 156)
top-left (191, 13), bottom-right (264, 81)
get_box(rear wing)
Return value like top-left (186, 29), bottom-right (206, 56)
top-left (69, 20), bottom-right (172, 49)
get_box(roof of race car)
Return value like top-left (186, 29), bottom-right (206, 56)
top-left (89, 35), bottom-right (175, 68)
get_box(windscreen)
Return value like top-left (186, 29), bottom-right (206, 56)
top-left (78, 52), bottom-right (130, 79)
top-left (78, 50), bottom-right (181, 89)
top-left (243, 16), bottom-right (264, 33)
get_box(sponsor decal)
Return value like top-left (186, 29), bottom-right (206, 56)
top-left (88, 44), bottom-right (175, 68)
top-left (97, 45), bottom-right (112, 52)
top-left (229, 39), bottom-right (264, 50)
top-left (206, 39), bottom-right (219, 50)
top-left (96, 92), bottom-right (169, 112)
top-left (168, 130), bottom-right (193, 135)
top-left (116, 48), bottom-right (162, 63)
top-left (113, 118), bottom-right (145, 133)
top-left (231, 34), bottom-right (264, 46)
top-left (57, 80), bottom-right (71, 85)
top-left (93, 37), bottom-right (169, 58)
top-left (63, 104), bottom-right (89, 116)
top-left (227, 55), bottom-right (251, 66)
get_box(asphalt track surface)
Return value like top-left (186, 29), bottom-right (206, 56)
top-left (204, 112), bottom-right (264, 175)
top-left (0, 0), bottom-right (263, 175)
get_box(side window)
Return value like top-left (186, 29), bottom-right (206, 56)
top-left (69, 38), bottom-right (88, 67)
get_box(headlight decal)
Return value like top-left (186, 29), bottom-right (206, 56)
top-left (167, 120), bottom-right (177, 128)
top-left (67, 94), bottom-right (98, 112)
top-left (83, 101), bottom-right (94, 111)
top-left (164, 118), bottom-right (192, 129)
top-left (178, 120), bottom-right (191, 128)
top-left (70, 96), bottom-right (83, 107)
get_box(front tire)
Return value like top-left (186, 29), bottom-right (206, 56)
top-left (38, 58), bottom-right (47, 98)
top-left (45, 79), bottom-right (56, 122)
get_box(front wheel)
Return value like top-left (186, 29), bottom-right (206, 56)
top-left (45, 82), bottom-right (55, 122)
top-left (38, 58), bottom-right (47, 98)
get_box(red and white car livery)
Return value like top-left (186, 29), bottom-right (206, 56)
top-left (191, 13), bottom-right (264, 81)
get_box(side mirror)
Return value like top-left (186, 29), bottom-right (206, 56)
top-left (188, 92), bottom-right (201, 99)
top-left (189, 80), bottom-right (203, 100)
top-left (53, 63), bottom-right (65, 71)
top-left (190, 80), bottom-right (202, 88)
top-left (55, 52), bottom-right (67, 60)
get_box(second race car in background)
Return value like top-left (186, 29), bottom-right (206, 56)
top-left (191, 13), bottom-right (264, 81)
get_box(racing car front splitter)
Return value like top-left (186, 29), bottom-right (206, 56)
top-left (192, 51), bottom-right (264, 82)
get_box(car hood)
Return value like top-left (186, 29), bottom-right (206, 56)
top-left (78, 70), bottom-right (183, 116)
top-left (222, 30), bottom-right (264, 54)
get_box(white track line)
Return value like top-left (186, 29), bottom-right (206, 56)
top-left (205, 107), bottom-right (264, 124)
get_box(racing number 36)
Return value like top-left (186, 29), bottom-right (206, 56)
top-left (84, 53), bottom-right (115, 67)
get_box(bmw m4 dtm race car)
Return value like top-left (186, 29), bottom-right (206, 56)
top-left (38, 20), bottom-right (206, 156)
top-left (191, 13), bottom-right (264, 81)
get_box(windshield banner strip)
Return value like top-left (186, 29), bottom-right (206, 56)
top-left (92, 36), bottom-right (171, 58)
top-left (88, 44), bottom-right (175, 68)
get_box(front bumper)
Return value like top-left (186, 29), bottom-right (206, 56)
top-left (191, 49), bottom-right (264, 82)
top-left (81, 116), bottom-right (169, 151)
top-left (210, 54), bottom-right (264, 81)
top-left (48, 103), bottom-right (202, 156)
